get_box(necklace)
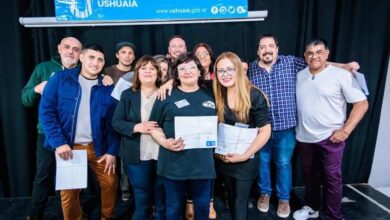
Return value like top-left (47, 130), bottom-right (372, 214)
top-left (141, 88), bottom-right (156, 98)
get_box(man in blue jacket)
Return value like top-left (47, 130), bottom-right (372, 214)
top-left (39, 43), bottom-right (119, 220)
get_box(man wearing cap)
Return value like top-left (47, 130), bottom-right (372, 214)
top-left (103, 41), bottom-right (136, 202)
top-left (21, 36), bottom-right (82, 220)
top-left (39, 43), bottom-right (119, 220)
top-left (103, 41), bottom-right (136, 84)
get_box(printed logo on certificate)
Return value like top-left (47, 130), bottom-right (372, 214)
top-left (174, 116), bottom-right (218, 150)
top-left (216, 123), bottom-right (258, 157)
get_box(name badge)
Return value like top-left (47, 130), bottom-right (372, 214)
top-left (202, 100), bottom-right (215, 109)
top-left (175, 99), bottom-right (190, 108)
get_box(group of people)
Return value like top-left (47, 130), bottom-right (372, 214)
top-left (22, 34), bottom-right (368, 220)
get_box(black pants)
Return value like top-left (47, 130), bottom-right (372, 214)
top-left (221, 175), bottom-right (253, 220)
top-left (28, 134), bottom-right (56, 216)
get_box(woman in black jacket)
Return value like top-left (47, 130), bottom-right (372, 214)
top-left (112, 55), bottom-right (165, 220)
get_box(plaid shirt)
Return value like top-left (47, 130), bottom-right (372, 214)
top-left (248, 55), bottom-right (306, 131)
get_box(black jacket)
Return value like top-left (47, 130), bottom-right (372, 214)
top-left (111, 89), bottom-right (161, 164)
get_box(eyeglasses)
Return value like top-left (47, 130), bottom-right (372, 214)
top-left (216, 67), bottom-right (236, 76)
top-left (178, 65), bottom-right (198, 72)
top-left (195, 52), bottom-right (210, 58)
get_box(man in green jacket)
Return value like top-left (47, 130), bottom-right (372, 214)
top-left (21, 36), bottom-right (82, 220)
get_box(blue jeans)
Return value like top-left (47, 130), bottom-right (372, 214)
top-left (125, 160), bottom-right (165, 220)
top-left (258, 128), bottom-right (296, 201)
top-left (163, 177), bottom-right (211, 220)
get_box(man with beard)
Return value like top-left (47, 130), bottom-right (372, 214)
top-left (158, 35), bottom-right (188, 98)
top-left (167, 35), bottom-right (187, 62)
top-left (103, 41), bottom-right (136, 202)
top-left (21, 36), bottom-right (82, 220)
top-left (248, 34), bottom-right (359, 218)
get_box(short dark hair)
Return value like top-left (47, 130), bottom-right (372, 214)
top-left (305, 39), bottom-right (329, 50)
top-left (172, 52), bottom-right (206, 88)
top-left (257, 34), bottom-right (279, 48)
top-left (83, 43), bottom-right (105, 54)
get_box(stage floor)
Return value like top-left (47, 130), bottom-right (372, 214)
top-left (1, 184), bottom-right (389, 219)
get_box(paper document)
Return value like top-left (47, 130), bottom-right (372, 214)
top-left (111, 72), bottom-right (134, 101)
top-left (55, 150), bottom-right (87, 190)
top-left (354, 72), bottom-right (369, 95)
top-left (174, 116), bottom-right (217, 150)
top-left (216, 123), bottom-right (258, 156)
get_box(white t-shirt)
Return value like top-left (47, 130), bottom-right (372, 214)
top-left (296, 65), bottom-right (366, 143)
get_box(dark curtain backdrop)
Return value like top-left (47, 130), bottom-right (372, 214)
top-left (0, 0), bottom-right (389, 197)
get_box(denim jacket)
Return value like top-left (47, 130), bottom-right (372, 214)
top-left (39, 67), bottom-right (119, 156)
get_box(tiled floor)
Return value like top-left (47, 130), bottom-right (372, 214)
top-left (1, 184), bottom-right (389, 219)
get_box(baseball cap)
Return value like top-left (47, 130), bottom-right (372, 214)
top-left (115, 41), bottom-right (136, 53)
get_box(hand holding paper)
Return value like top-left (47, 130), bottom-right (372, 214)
top-left (55, 150), bottom-right (87, 190)
top-left (174, 116), bottom-right (217, 150)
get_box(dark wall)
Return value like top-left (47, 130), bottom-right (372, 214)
top-left (0, 0), bottom-right (389, 197)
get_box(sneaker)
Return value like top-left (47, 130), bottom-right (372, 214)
top-left (277, 200), bottom-right (291, 218)
top-left (121, 191), bottom-right (131, 201)
top-left (257, 194), bottom-right (270, 212)
top-left (293, 206), bottom-right (319, 220)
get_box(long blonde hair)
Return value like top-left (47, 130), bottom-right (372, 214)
top-left (213, 52), bottom-right (252, 123)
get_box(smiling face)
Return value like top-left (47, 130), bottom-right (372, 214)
top-left (58, 37), bottom-right (82, 68)
top-left (257, 37), bottom-right (279, 65)
top-left (177, 60), bottom-right (201, 86)
top-left (304, 43), bottom-right (329, 73)
top-left (79, 49), bottom-right (105, 79)
top-left (116, 46), bottom-right (135, 66)
top-left (216, 58), bottom-right (236, 88)
top-left (168, 37), bottom-right (187, 59)
top-left (195, 46), bottom-right (212, 70)
top-left (159, 61), bottom-right (169, 79)
top-left (138, 61), bottom-right (158, 86)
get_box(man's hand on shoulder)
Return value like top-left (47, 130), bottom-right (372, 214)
top-left (102, 74), bottom-right (114, 86)
top-left (157, 79), bottom-right (173, 100)
top-left (344, 61), bottom-right (360, 73)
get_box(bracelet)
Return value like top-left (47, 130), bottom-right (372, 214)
top-left (342, 129), bottom-right (350, 136)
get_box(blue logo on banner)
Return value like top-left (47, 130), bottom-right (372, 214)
top-left (206, 141), bottom-right (216, 147)
top-left (55, 0), bottom-right (248, 21)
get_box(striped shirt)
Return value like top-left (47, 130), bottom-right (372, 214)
top-left (248, 55), bottom-right (306, 131)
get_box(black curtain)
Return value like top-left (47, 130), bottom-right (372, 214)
top-left (1, 0), bottom-right (389, 197)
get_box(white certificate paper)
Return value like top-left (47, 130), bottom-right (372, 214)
top-left (55, 150), bottom-right (88, 190)
top-left (354, 72), bottom-right (369, 95)
top-left (174, 116), bottom-right (218, 150)
top-left (216, 123), bottom-right (258, 156)
top-left (111, 77), bottom-right (132, 101)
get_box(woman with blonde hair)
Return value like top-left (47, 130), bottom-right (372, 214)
top-left (213, 52), bottom-right (271, 220)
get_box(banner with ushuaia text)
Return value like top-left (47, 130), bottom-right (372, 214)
top-left (55, 0), bottom-right (248, 21)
